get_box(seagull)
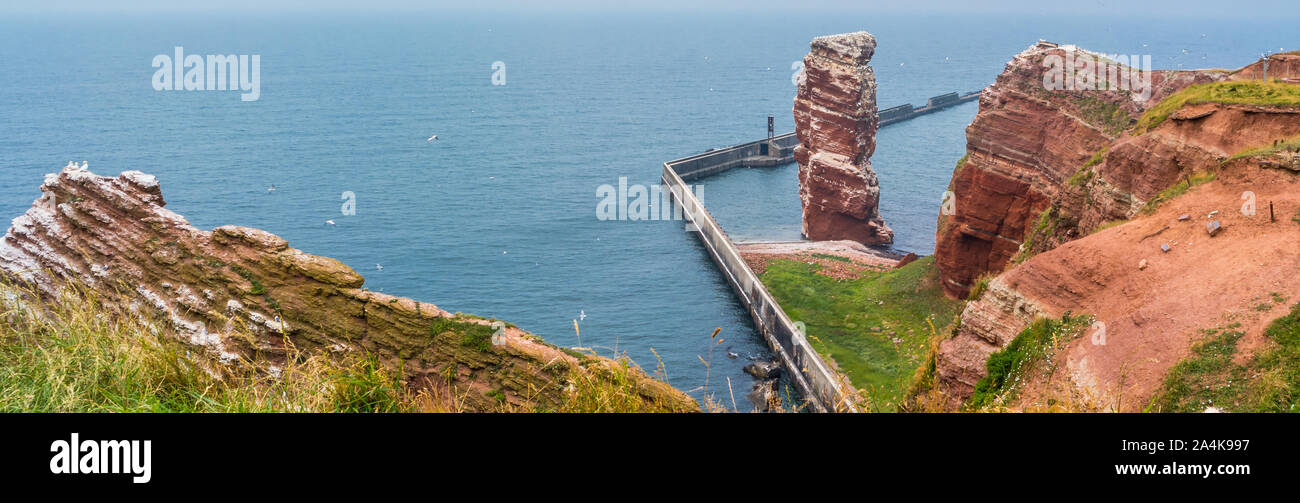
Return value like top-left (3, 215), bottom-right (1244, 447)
top-left (375, 264), bottom-right (383, 271)
top-left (579, 310), bottom-right (587, 321)
top-left (727, 351), bottom-right (740, 359)
top-left (267, 184), bottom-right (276, 193)
top-left (427, 134), bottom-right (438, 142)
top-left (325, 220), bottom-right (336, 226)
top-left (78, 161), bottom-right (88, 171)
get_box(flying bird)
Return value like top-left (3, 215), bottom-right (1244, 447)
top-left (375, 264), bottom-right (383, 271)
top-left (325, 220), bottom-right (336, 226)
top-left (427, 134), bottom-right (439, 142)
top-left (267, 184), bottom-right (276, 193)
top-left (579, 310), bottom-right (587, 321)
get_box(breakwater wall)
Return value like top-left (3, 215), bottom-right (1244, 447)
top-left (673, 133), bottom-right (800, 181)
top-left (675, 91), bottom-right (979, 182)
top-left (662, 159), bottom-right (854, 413)
top-left (878, 90), bottom-right (980, 126)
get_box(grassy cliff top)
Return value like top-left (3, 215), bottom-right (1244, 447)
top-left (1135, 80), bottom-right (1300, 133)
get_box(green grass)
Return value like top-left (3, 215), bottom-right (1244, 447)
top-left (967, 313), bottom-right (1091, 410)
top-left (0, 281), bottom-right (417, 412)
top-left (810, 253), bottom-right (851, 263)
top-left (1140, 171), bottom-right (1217, 214)
top-left (428, 316), bottom-right (497, 351)
top-left (0, 278), bottom-right (694, 413)
top-left (1013, 204), bottom-right (1073, 264)
top-left (1068, 147), bottom-right (1109, 187)
top-left (758, 256), bottom-right (963, 411)
top-left (1135, 80), bottom-right (1300, 133)
top-left (1225, 134), bottom-right (1300, 163)
top-left (966, 273), bottom-right (993, 302)
top-left (1069, 96), bottom-right (1130, 136)
top-left (1151, 302), bottom-right (1300, 413)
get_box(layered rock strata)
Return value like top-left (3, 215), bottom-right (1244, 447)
top-left (933, 45), bottom-right (1300, 408)
top-left (0, 167), bottom-right (697, 412)
top-left (933, 41), bottom-right (1230, 298)
top-left (793, 31), bottom-right (893, 246)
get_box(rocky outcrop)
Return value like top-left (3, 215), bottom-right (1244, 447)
top-left (933, 41), bottom-right (1229, 298)
top-left (1232, 51), bottom-right (1300, 82)
top-left (793, 31), bottom-right (893, 246)
top-left (933, 46), bottom-right (1300, 409)
top-left (935, 278), bottom-right (1048, 403)
top-left (0, 166), bottom-right (697, 412)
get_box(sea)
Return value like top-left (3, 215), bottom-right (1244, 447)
top-left (0, 10), bottom-right (1293, 406)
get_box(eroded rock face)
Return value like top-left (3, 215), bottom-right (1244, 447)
top-left (933, 45), bottom-right (1300, 409)
top-left (0, 167), bottom-right (696, 412)
top-left (794, 31), bottom-right (893, 246)
top-left (1232, 52), bottom-right (1300, 82)
top-left (935, 277), bottom-right (1047, 405)
top-left (933, 42), bottom-right (1227, 298)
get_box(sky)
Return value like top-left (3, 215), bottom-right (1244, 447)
top-left (0, 0), bottom-right (1294, 17)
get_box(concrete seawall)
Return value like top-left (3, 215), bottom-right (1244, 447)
top-left (675, 90), bottom-right (979, 181)
top-left (673, 133), bottom-right (800, 181)
top-left (879, 90), bottom-right (980, 126)
top-left (662, 160), bottom-right (853, 412)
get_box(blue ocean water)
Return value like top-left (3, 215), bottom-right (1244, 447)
top-left (0, 11), bottom-right (1294, 404)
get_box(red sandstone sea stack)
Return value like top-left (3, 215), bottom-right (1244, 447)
top-left (793, 31), bottom-right (893, 246)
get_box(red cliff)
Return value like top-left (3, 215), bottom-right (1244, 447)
top-left (931, 45), bottom-right (1300, 409)
top-left (933, 42), bottom-right (1225, 298)
top-left (793, 31), bottom-right (893, 246)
